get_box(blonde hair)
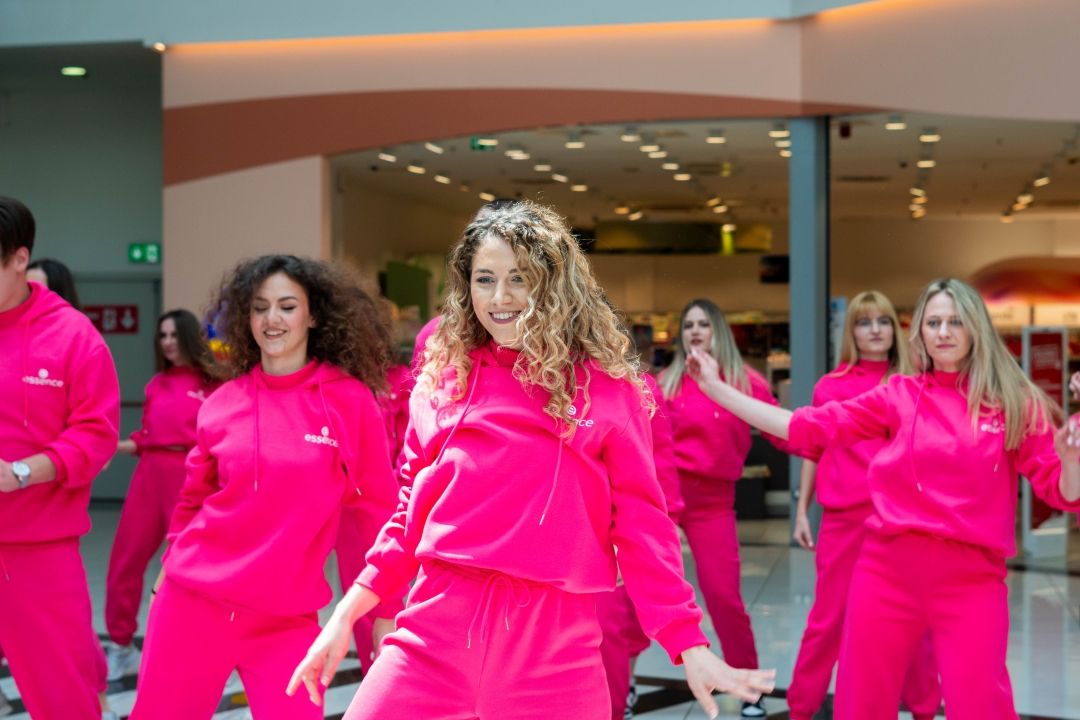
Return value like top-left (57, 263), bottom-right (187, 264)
top-left (420, 200), bottom-right (652, 434)
top-left (834, 290), bottom-right (912, 379)
top-left (909, 278), bottom-right (1058, 450)
top-left (660, 298), bottom-right (750, 401)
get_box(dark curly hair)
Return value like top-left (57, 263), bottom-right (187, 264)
top-left (210, 255), bottom-right (391, 390)
top-left (154, 308), bottom-right (219, 380)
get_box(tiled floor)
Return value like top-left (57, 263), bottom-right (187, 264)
top-left (2, 510), bottom-right (1078, 719)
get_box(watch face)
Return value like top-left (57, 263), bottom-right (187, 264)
top-left (12, 462), bottom-right (30, 478)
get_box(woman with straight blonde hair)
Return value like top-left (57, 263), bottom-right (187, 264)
top-left (659, 298), bottom-right (787, 719)
top-left (787, 290), bottom-right (940, 720)
top-left (682, 277), bottom-right (1080, 719)
top-left (288, 200), bottom-right (775, 719)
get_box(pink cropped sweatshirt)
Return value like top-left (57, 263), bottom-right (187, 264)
top-left (0, 282), bottom-right (120, 543)
top-left (357, 343), bottom-right (708, 662)
top-left (165, 360), bottom-right (400, 617)
top-left (788, 370), bottom-right (1080, 558)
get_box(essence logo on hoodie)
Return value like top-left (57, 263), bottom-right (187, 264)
top-left (22, 368), bottom-right (64, 389)
top-left (980, 416), bottom-right (1005, 435)
top-left (304, 426), bottom-right (339, 448)
top-left (567, 404), bottom-right (595, 428)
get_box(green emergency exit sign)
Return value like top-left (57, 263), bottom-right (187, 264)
top-left (128, 242), bottom-right (161, 264)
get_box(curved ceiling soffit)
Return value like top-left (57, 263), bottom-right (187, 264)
top-left (163, 87), bottom-right (880, 186)
top-left (970, 257), bottom-right (1080, 304)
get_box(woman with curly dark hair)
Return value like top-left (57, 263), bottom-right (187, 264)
top-left (131, 255), bottom-right (401, 719)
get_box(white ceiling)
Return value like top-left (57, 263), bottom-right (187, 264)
top-left (332, 112), bottom-right (1080, 229)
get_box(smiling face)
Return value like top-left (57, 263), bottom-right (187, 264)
top-left (681, 305), bottom-right (714, 355)
top-left (158, 316), bottom-right (186, 366)
top-left (852, 310), bottom-right (894, 362)
top-left (249, 272), bottom-right (314, 374)
top-left (470, 234), bottom-right (530, 348)
top-left (921, 291), bottom-right (972, 372)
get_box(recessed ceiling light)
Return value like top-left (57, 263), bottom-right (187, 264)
top-left (424, 142), bottom-right (445, 155)
top-left (706, 130), bottom-right (726, 144)
top-left (476, 137), bottom-right (499, 147)
top-left (620, 128), bottom-right (642, 143)
top-left (614, 205), bottom-right (631, 215)
top-left (910, 187), bottom-right (926, 197)
top-left (570, 184), bottom-right (588, 192)
top-left (1033, 176), bottom-right (1051, 187)
top-left (673, 173), bottom-right (692, 181)
top-left (648, 150), bottom-right (668, 159)
top-left (712, 204), bottom-right (729, 214)
top-left (779, 149), bottom-right (792, 158)
top-left (774, 139), bottom-right (792, 148)
top-left (661, 162), bottom-right (680, 171)
top-left (534, 162), bottom-right (552, 172)
top-left (551, 173), bottom-right (569, 183)
top-left (407, 164), bottom-right (426, 174)
top-left (628, 210), bottom-right (644, 221)
top-left (639, 143), bottom-right (660, 153)
top-left (377, 152), bottom-right (397, 163)
top-left (706, 197), bottom-right (723, 207)
top-left (912, 208), bottom-right (927, 219)
top-left (885, 115), bottom-right (907, 131)
top-left (434, 174), bottom-right (451, 184)
top-left (1017, 193), bottom-right (1034, 205)
top-left (60, 66), bottom-right (87, 77)
top-left (722, 223), bottom-right (737, 233)
top-left (768, 125), bottom-right (790, 139)
top-left (565, 139), bottom-right (586, 150)
top-left (151, 42), bottom-right (167, 53)
top-left (1000, 213), bottom-right (1014, 223)
top-left (479, 191), bottom-right (496, 202)
top-left (916, 159), bottom-right (936, 169)
top-left (919, 132), bottom-right (941, 143)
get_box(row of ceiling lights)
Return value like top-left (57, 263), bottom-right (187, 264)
top-left (1000, 127), bottom-right (1079, 223)
top-left (905, 127), bottom-right (941, 220)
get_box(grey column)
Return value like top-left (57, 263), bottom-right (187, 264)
top-left (787, 116), bottom-right (830, 537)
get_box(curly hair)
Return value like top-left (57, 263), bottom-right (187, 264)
top-left (421, 200), bottom-right (653, 434)
top-left (210, 255), bottom-right (392, 390)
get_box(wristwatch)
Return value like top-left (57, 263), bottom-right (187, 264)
top-left (11, 461), bottom-right (31, 489)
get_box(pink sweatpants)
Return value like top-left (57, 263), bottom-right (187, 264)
top-left (597, 585), bottom-right (651, 720)
top-left (131, 579), bottom-right (323, 720)
top-left (836, 531), bottom-right (1016, 720)
top-left (335, 518), bottom-right (376, 672)
top-left (787, 505), bottom-right (941, 720)
top-left (106, 450), bottom-right (186, 646)
top-left (679, 476), bottom-right (758, 669)
top-left (0, 540), bottom-right (105, 720)
top-left (344, 561), bottom-right (610, 720)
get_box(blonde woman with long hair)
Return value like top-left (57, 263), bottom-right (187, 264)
top-left (786, 290), bottom-right (939, 720)
top-left (660, 299), bottom-right (788, 719)
top-left (289, 201), bottom-right (775, 719)
top-left (682, 277), bottom-right (1080, 719)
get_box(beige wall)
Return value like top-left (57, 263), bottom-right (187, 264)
top-left (163, 156), bottom-right (330, 313)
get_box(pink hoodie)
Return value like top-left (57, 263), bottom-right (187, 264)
top-left (130, 366), bottom-right (219, 455)
top-left (789, 370), bottom-right (1080, 558)
top-left (165, 360), bottom-right (400, 617)
top-left (665, 366), bottom-right (787, 483)
top-left (643, 373), bottom-right (684, 521)
top-left (0, 282), bottom-right (119, 543)
top-left (806, 359), bottom-right (891, 510)
top-left (357, 343), bottom-right (707, 662)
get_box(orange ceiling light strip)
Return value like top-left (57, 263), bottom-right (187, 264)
top-left (168, 17), bottom-right (777, 56)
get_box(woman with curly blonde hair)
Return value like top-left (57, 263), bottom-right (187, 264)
top-left (132, 255), bottom-right (401, 719)
top-left (684, 277), bottom-right (1080, 719)
top-left (290, 201), bottom-right (775, 719)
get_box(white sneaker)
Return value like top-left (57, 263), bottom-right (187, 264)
top-left (106, 643), bottom-right (142, 682)
top-left (0, 688), bottom-right (12, 717)
top-left (741, 699), bottom-right (767, 718)
top-left (624, 683), bottom-right (637, 719)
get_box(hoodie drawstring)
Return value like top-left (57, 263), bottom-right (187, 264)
top-left (539, 437), bottom-right (564, 526)
top-left (907, 379), bottom-right (927, 493)
top-left (317, 378), bottom-right (355, 498)
top-left (21, 320), bottom-right (30, 429)
top-left (0, 548), bottom-right (10, 582)
top-left (432, 365), bottom-right (481, 469)
top-left (252, 383), bottom-right (261, 492)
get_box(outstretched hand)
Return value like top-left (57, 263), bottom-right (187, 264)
top-left (286, 612), bottom-right (354, 706)
top-left (1054, 415), bottom-right (1080, 465)
top-left (687, 348), bottom-right (721, 387)
top-left (682, 645), bottom-right (776, 719)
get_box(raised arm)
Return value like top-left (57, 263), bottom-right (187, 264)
top-left (687, 348), bottom-right (792, 438)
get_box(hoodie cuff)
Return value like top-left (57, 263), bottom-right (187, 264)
top-left (787, 409), bottom-right (823, 461)
top-left (43, 449), bottom-right (68, 486)
top-left (654, 619), bottom-right (710, 665)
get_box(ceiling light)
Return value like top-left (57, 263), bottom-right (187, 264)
top-left (1000, 213), bottom-right (1014, 223)
top-left (912, 208), bottom-right (927, 219)
top-left (628, 210), bottom-right (644, 221)
top-left (434, 174), bottom-right (451, 184)
top-left (151, 42), bottom-right (167, 53)
top-left (706, 197), bottom-right (723, 207)
top-left (779, 149), bottom-right (792, 158)
top-left (919, 132), bottom-right (941, 143)
top-left (508, 152), bottom-right (531, 160)
top-left (712, 204), bottom-right (729, 214)
top-left (722, 223), bottom-right (737, 233)
top-left (479, 191), bottom-right (496, 202)
top-left (1017, 193), bottom-right (1034, 205)
top-left (910, 187), bottom-right (926, 197)
top-left (620, 128), bottom-right (641, 143)
top-left (551, 173), bottom-right (569, 183)
top-left (60, 66), bottom-right (87, 77)
top-left (424, 142), bottom-right (445, 155)
top-left (774, 139), bottom-right (792, 148)
top-left (1033, 176), bottom-right (1051, 187)
top-left (909, 203), bottom-right (923, 212)
top-left (661, 162), bottom-right (680, 171)
top-left (377, 152), bottom-right (397, 163)
top-left (406, 164), bottom-right (426, 174)
top-left (912, 196), bottom-right (928, 204)
top-left (648, 150), bottom-right (668, 159)
top-left (721, 162), bottom-right (734, 177)
top-left (614, 205), bottom-right (631, 215)
top-left (768, 125), bottom-right (790, 139)
top-left (673, 173), bottom-right (692, 181)
top-left (475, 137), bottom-right (499, 147)
top-left (639, 143), bottom-right (660, 153)
top-left (570, 184), bottom-right (588, 192)
top-left (565, 138), bottom-right (586, 150)
top-left (706, 130), bottom-right (727, 144)
top-left (885, 115), bottom-right (906, 131)
top-left (1011, 202), bottom-right (1027, 212)
top-left (916, 159), bottom-right (936, 169)
top-left (534, 162), bottom-right (552, 172)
